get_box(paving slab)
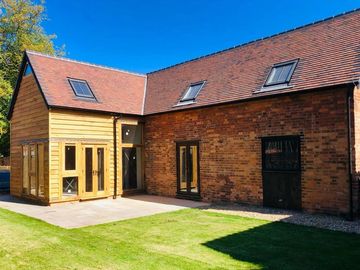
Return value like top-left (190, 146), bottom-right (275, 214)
top-left (0, 194), bottom-right (209, 228)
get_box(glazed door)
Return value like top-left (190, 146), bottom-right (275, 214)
top-left (83, 145), bottom-right (107, 197)
top-left (122, 147), bottom-right (138, 190)
top-left (176, 141), bottom-right (200, 196)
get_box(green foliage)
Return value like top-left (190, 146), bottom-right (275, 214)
top-left (0, 76), bottom-right (11, 156)
top-left (0, 0), bottom-right (64, 156)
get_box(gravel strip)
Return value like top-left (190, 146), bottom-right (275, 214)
top-left (202, 204), bottom-right (360, 234)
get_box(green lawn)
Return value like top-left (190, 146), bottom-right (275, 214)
top-left (0, 208), bottom-right (359, 270)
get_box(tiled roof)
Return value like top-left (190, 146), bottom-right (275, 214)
top-left (144, 9), bottom-right (360, 114)
top-left (26, 51), bottom-right (146, 115)
top-left (8, 9), bottom-right (360, 118)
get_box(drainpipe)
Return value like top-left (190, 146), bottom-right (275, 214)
top-left (347, 85), bottom-right (354, 221)
top-left (113, 115), bottom-right (122, 199)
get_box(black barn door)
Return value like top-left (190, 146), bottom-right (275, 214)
top-left (262, 136), bottom-right (301, 210)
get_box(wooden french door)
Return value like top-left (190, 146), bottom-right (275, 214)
top-left (176, 141), bottom-right (200, 196)
top-left (83, 145), bottom-right (107, 198)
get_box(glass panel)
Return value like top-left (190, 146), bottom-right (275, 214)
top-left (122, 147), bottom-right (138, 189)
top-left (122, 124), bottom-right (142, 144)
top-left (97, 148), bottom-right (104, 192)
top-left (65, 145), bottom-right (76, 171)
top-left (63, 177), bottom-right (78, 197)
top-left (182, 82), bottom-right (204, 101)
top-left (37, 144), bottom-right (45, 197)
top-left (263, 137), bottom-right (300, 171)
top-left (22, 146), bottom-right (29, 194)
top-left (23, 64), bottom-right (33, 77)
top-left (85, 148), bottom-right (93, 192)
top-left (189, 145), bottom-right (198, 193)
top-left (69, 79), bottom-right (94, 98)
top-left (266, 63), bottom-right (294, 85)
top-left (179, 146), bottom-right (187, 192)
top-left (29, 145), bottom-right (36, 196)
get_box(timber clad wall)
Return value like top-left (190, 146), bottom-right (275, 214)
top-left (48, 109), bottom-right (141, 201)
top-left (144, 87), bottom-right (351, 215)
top-left (10, 74), bottom-right (49, 198)
top-left (49, 109), bottom-right (114, 201)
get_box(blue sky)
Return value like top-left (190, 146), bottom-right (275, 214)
top-left (44, 1), bottom-right (360, 73)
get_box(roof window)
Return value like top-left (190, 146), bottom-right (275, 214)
top-left (68, 79), bottom-right (95, 99)
top-left (264, 60), bottom-right (298, 87)
top-left (180, 81), bottom-right (206, 102)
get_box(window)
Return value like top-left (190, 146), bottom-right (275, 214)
top-left (264, 60), bottom-right (298, 87)
top-left (180, 81), bottom-right (205, 102)
top-left (21, 143), bottom-right (46, 197)
top-left (22, 146), bottom-right (29, 194)
top-left (62, 177), bottom-right (78, 197)
top-left (65, 145), bottom-right (76, 171)
top-left (68, 79), bottom-right (95, 99)
top-left (122, 124), bottom-right (142, 144)
top-left (23, 63), bottom-right (33, 77)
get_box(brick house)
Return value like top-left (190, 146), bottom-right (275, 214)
top-left (8, 9), bottom-right (360, 217)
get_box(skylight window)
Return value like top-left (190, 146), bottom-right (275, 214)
top-left (23, 63), bottom-right (33, 77)
top-left (264, 60), bottom-right (298, 87)
top-left (68, 79), bottom-right (95, 99)
top-left (180, 81), bottom-right (206, 102)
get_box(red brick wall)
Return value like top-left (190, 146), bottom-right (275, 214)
top-left (144, 87), bottom-right (351, 215)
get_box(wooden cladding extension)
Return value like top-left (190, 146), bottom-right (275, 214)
top-left (10, 74), bottom-right (49, 199)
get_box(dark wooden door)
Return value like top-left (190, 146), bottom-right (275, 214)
top-left (262, 136), bottom-right (301, 210)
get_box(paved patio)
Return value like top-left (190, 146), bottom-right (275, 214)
top-left (0, 194), bottom-right (209, 228)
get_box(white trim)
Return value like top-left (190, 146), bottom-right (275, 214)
top-left (26, 50), bottom-right (146, 78)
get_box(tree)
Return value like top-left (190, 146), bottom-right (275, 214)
top-left (0, 0), bottom-right (63, 157)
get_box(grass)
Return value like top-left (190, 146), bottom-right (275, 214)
top-left (0, 208), bottom-right (359, 270)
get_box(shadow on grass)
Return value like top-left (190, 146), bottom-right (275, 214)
top-left (203, 221), bottom-right (360, 270)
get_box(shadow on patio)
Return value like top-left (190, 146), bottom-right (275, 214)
top-left (203, 221), bottom-right (360, 270)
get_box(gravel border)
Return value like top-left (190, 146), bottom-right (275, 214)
top-left (202, 203), bottom-right (360, 234)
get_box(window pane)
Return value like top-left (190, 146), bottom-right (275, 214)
top-left (37, 144), bottom-right (45, 197)
top-left (122, 124), bottom-right (142, 144)
top-left (122, 147), bottom-right (138, 189)
top-left (181, 82), bottom-right (205, 102)
top-left (23, 64), bottom-right (33, 77)
top-left (29, 145), bottom-right (36, 196)
top-left (65, 145), bottom-right (76, 171)
top-left (265, 62), bottom-right (296, 86)
top-left (189, 145), bottom-right (198, 193)
top-left (179, 146), bottom-right (187, 192)
top-left (22, 146), bottom-right (29, 194)
top-left (63, 177), bottom-right (78, 197)
top-left (69, 79), bottom-right (95, 98)
top-left (85, 148), bottom-right (93, 192)
top-left (97, 148), bottom-right (105, 191)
